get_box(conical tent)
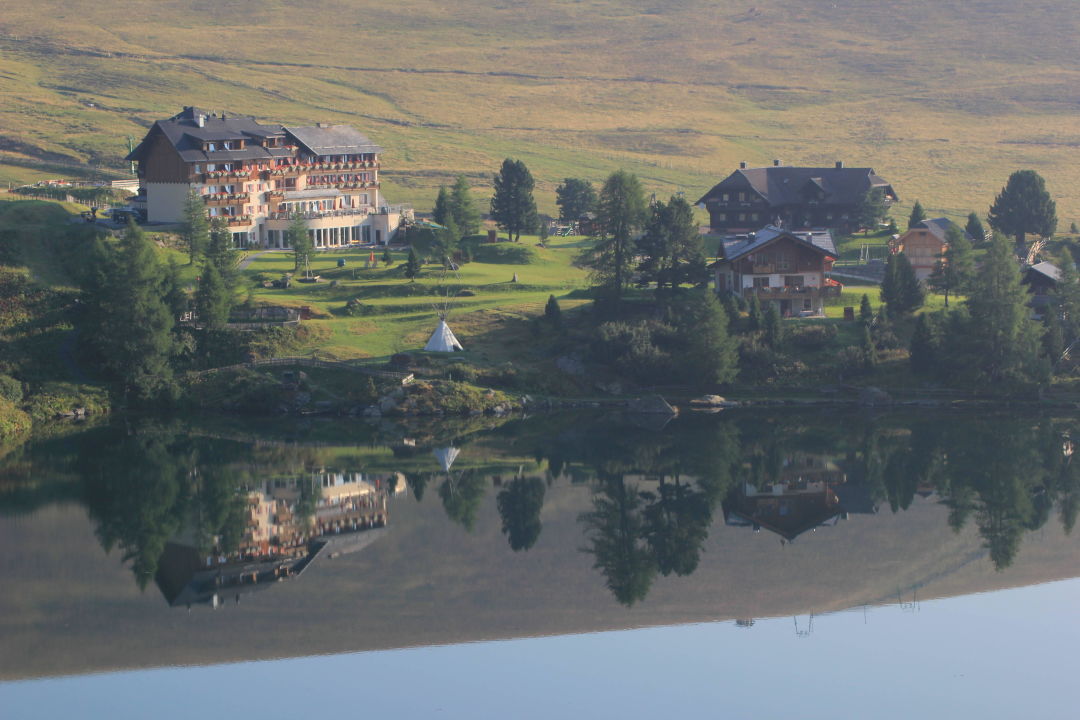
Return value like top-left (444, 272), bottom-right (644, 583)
top-left (424, 320), bottom-right (463, 352)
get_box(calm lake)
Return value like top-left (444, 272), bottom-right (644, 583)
top-left (1, 409), bottom-right (1078, 718)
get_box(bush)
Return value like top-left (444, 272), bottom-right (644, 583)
top-left (0, 374), bottom-right (23, 403)
top-left (786, 324), bottom-right (838, 350)
top-left (24, 382), bottom-right (110, 423)
top-left (343, 298), bottom-right (374, 316)
top-left (0, 396), bottom-right (31, 440)
top-left (837, 346), bottom-right (869, 375)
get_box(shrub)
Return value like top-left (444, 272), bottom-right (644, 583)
top-left (0, 374), bottom-right (23, 403)
top-left (787, 324), bottom-right (838, 350)
top-left (471, 243), bottom-right (539, 265)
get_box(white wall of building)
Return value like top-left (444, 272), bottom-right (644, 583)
top-left (146, 182), bottom-right (192, 223)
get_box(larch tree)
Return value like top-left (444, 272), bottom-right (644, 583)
top-left (928, 224), bottom-right (975, 307)
top-left (578, 170), bottom-right (647, 305)
top-left (287, 213), bottom-right (312, 272)
top-left (490, 158), bottom-right (539, 242)
top-left (959, 234), bottom-right (1044, 384)
top-left (988, 170), bottom-right (1057, 250)
top-left (449, 175), bottom-right (481, 237)
top-left (181, 190), bottom-right (210, 265)
top-left (195, 261), bottom-right (232, 331)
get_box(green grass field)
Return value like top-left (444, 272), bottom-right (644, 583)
top-left (2, 1), bottom-right (1080, 231)
top-left (237, 235), bottom-right (590, 359)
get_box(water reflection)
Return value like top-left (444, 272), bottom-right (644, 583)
top-left (2, 411), bottom-right (1079, 611)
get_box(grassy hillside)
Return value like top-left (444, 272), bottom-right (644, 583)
top-left (2, 1), bottom-right (1080, 226)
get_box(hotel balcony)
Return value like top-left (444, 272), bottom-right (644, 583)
top-left (204, 192), bottom-right (249, 207)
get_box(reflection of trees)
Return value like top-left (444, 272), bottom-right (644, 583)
top-left (496, 477), bottom-right (546, 551)
top-left (438, 470), bottom-right (487, 532)
top-left (641, 478), bottom-right (711, 577)
top-left (581, 475), bottom-right (656, 607)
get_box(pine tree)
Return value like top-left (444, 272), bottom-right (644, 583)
top-left (854, 187), bottom-right (887, 233)
top-left (908, 200), bottom-right (927, 230)
top-left (636, 196), bottom-right (707, 296)
top-left (966, 213), bottom-right (986, 245)
top-left (84, 221), bottom-right (178, 403)
top-left (861, 324), bottom-right (878, 370)
top-left (880, 253), bottom-right (899, 308)
top-left (896, 252), bottom-right (925, 313)
top-left (578, 170), bottom-right (646, 305)
top-left (381, 248), bottom-right (394, 267)
top-left (162, 257), bottom-right (188, 319)
top-left (1053, 260), bottom-right (1080, 343)
top-left (555, 178), bottom-right (597, 222)
top-left (490, 158), bottom-right (539, 242)
top-left (909, 313), bottom-right (940, 376)
top-left (404, 248), bottom-right (421, 280)
top-left (205, 217), bottom-right (236, 285)
top-left (959, 234), bottom-right (1044, 384)
top-left (195, 261), bottom-right (232, 330)
top-left (449, 175), bottom-right (481, 236)
top-left (181, 190), bottom-right (210, 265)
top-left (439, 216), bottom-right (460, 261)
top-left (432, 186), bottom-right (452, 226)
top-left (859, 293), bottom-right (874, 325)
top-left (544, 294), bottom-right (561, 327)
top-left (763, 301), bottom-right (783, 348)
top-left (673, 292), bottom-right (738, 385)
top-left (1042, 308), bottom-right (1064, 364)
top-left (746, 294), bottom-right (764, 332)
top-left (988, 169), bottom-right (1057, 249)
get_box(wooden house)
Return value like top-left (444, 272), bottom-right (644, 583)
top-left (889, 217), bottom-right (974, 282)
top-left (696, 161), bottom-right (896, 233)
top-left (710, 225), bottom-right (840, 317)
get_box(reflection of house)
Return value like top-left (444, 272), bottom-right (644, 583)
top-left (888, 217), bottom-right (973, 283)
top-left (723, 454), bottom-right (849, 542)
top-left (710, 225), bottom-right (840, 317)
top-left (126, 106), bottom-right (408, 248)
top-left (697, 162), bottom-right (896, 233)
top-left (154, 469), bottom-right (396, 608)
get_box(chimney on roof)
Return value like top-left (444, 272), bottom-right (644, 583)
top-left (739, 161), bottom-right (747, 169)
top-left (196, 113), bottom-right (205, 128)
top-left (773, 159), bottom-right (781, 167)
top-left (835, 161), bottom-right (843, 169)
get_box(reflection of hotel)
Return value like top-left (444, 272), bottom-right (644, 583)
top-left (155, 469), bottom-right (402, 608)
top-left (723, 454), bottom-right (862, 542)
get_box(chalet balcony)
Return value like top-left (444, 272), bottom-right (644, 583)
top-left (202, 169), bottom-right (252, 182)
top-left (743, 286), bottom-right (841, 301)
top-left (225, 215), bottom-right (253, 227)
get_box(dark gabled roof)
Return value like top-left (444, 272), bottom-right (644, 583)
top-left (126, 106), bottom-right (288, 164)
top-left (286, 124), bottom-right (382, 156)
top-left (918, 217), bottom-right (975, 245)
top-left (697, 165), bottom-right (893, 208)
top-left (1027, 261), bottom-right (1062, 284)
top-left (714, 225), bottom-right (836, 264)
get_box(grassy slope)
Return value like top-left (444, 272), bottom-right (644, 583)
top-left (240, 235), bottom-right (590, 359)
top-left (1, 1), bottom-right (1079, 226)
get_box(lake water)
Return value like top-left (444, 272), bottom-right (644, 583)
top-left (1, 409), bottom-right (1078, 718)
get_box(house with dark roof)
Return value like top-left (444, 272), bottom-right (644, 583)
top-left (696, 161), bottom-right (896, 233)
top-left (888, 217), bottom-right (974, 283)
top-left (126, 107), bottom-right (409, 248)
top-left (709, 225), bottom-right (840, 317)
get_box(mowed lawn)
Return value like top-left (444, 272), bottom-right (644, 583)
top-left (238, 235), bottom-right (590, 359)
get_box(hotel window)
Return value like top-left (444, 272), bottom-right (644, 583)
top-left (193, 164), bottom-right (202, 173)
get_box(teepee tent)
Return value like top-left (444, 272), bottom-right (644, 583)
top-left (425, 319), bottom-right (463, 352)
top-left (433, 446), bottom-right (461, 473)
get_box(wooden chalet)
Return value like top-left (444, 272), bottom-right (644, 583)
top-left (697, 161), bottom-right (896, 234)
top-left (889, 217), bottom-right (975, 283)
top-left (710, 225), bottom-right (840, 317)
